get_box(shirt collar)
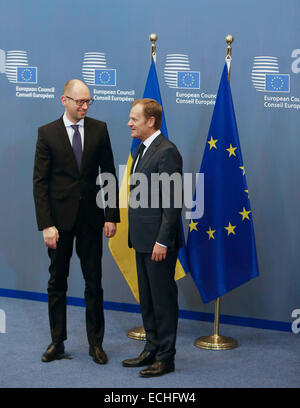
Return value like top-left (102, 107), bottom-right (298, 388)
top-left (143, 130), bottom-right (161, 149)
top-left (63, 112), bottom-right (84, 128)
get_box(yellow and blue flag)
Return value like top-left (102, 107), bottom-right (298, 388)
top-left (109, 60), bottom-right (188, 302)
top-left (187, 63), bottom-right (259, 304)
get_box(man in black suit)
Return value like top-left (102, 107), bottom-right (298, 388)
top-left (122, 99), bottom-right (183, 377)
top-left (33, 79), bottom-right (119, 364)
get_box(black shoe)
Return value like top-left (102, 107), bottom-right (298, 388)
top-left (139, 360), bottom-right (175, 377)
top-left (122, 350), bottom-right (156, 367)
top-left (41, 342), bottom-right (65, 363)
top-left (89, 345), bottom-right (108, 364)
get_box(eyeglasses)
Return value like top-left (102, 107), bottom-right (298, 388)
top-left (65, 96), bottom-right (94, 106)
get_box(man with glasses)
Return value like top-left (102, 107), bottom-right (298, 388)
top-left (33, 79), bottom-right (119, 364)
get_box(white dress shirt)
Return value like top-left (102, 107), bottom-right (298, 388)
top-left (63, 113), bottom-right (85, 149)
top-left (132, 130), bottom-right (161, 173)
top-left (142, 129), bottom-right (161, 155)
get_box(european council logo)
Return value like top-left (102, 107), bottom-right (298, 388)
top-left (265, 74), bottom-right (289, 92)
top-left (251, 56), bottom-right (290, 93)
top-left (95, 69), bottom-right (116, 86)
top-left (177, 71), bottom-right (200, 89)
top-left (17, 67), bottom-right (37, 83)
top-left (82, 52), bottom-right (116, 86)
top-left (164, 54), bottom-right (200, 89)
top-left (0, 50), bottom-right (38, 83)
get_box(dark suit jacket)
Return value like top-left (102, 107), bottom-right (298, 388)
top-left (128, 134), bottom-right (183, 253)
top-left (33, 116), bottom-right (119, 232)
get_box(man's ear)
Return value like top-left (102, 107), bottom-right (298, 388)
top-left (148, 116), bottom-right (156, 128)
top-left (61, 95), bottom-right (67, 107)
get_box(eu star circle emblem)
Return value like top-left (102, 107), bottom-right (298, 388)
top-left (99, 71), bottom-right (111, 84)
top-left (21, 68), bottom-right (32, 82)
top-left (182, 73), bottom-right (195, 87)
top-left (271, 76), bottom-right (284, 91)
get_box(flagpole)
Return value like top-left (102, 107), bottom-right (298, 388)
top-left (194, 35), bottom-right (238, 351)
top-left (225, 34), bottom-right (233, 81)
top-left (126, 33), bottom-right (158, 342)
top-left (150, 33), bottom-right (157, 63)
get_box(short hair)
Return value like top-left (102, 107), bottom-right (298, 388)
top-left (132, 98), bottom-right (162, 130)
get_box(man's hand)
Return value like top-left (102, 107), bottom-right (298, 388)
top-left (151, 243), bottom-right (167, 262)
top-left (104, 222), bottom-right (117, 238)
top-left (43, 226), bottom-right (59, 249)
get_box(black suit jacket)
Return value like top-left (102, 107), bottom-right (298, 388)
top-left (128, 134), bottom-right (183, 253)
top-left (33, 116), bottom-right (119, 231)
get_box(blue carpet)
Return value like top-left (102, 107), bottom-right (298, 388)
top-left (0, 297), bottom-right (299, 388)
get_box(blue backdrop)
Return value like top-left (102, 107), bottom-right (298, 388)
top-left (0, 0), bottom-right (299, 330)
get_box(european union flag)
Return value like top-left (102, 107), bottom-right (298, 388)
top-left (94, 69), bottom-right (116, 86)
top-left (177, 71), bottom-right (200, 89)
top-left (17, 67), bottom-right (37, 83)
top-left (187, 63), bottom-right (259, 303)
top-left (265, 74), bottom-right (289, 92)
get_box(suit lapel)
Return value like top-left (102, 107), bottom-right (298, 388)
top-left (57, 116), bottom-right (92, 174)
top-left (81, 117), bottom-right (92, 173)
top-left (136, 134), bottom-right (164, 173)
top-left (130, 150), bottom-right (138, 175)
top-left (131, 143), bottom-right (144, 175)
top-left (56, 117), bottom-right (79, 173)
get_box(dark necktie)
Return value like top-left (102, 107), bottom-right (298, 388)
top-left (71, 125), bottom-right (82, 170)
top-left (133, 143), bottom-right (146, 173)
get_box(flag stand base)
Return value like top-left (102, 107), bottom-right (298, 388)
top-left (194, 298), bottom-right (238, 350)
top-left (127, 326), bottom-right (146, 341)
top-left (194, 334), bottom-right (238, 350)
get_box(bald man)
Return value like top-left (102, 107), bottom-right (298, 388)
top-left (33, 79), bottom-right (119, 364)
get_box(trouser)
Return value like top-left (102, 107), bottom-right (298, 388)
top-left (47, 202), bottom-right (104, 346)
top-left (135, 248), bottom-right (179, 362)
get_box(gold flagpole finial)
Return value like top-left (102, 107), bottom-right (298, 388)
top-left (225, 34), bottom-right (234, 57)
top-left (225, 34), bottom-right (234, 81)
top-left (149, 33), bottom-right (158, 62)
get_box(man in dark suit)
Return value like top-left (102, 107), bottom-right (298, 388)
top-left (122, 99), bottom-right (183, 377)
top-left (33, 79), bottom-right (119, 364)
